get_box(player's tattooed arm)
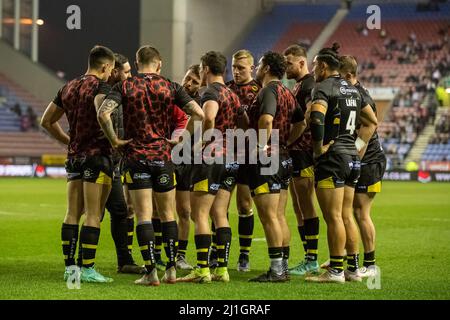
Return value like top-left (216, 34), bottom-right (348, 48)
top-left (183, 100), bottom-right (205, 135)
top-left (97, 98), bottom-right (131, 148)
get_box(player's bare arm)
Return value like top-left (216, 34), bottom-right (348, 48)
top-left (97, 98), bottom-right (132, 148)
top-left (183, 100), bottom-right (204, 135)
top-left (40, 102), bottom-right (70, 145)
top-left (356, 104), bottom-right (378, 158)
top-left (287, 118), bottom-right (307, 147)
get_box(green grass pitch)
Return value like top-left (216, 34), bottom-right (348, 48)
top-left (0, 178), bottom-right (449, 300)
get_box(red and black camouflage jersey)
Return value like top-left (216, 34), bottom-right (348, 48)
top-left (53, 74), bottom-right (111, 158)
top-left (290, 73), bottom-right (315, 152)
top-left (201, 82), bottom-right (240, 159)
top-left (226, 79), bottom-right (261, 111)
top-left (248, 81), bottom-right (304, 156)
top-left (106, 73), bottom-right (193, 162)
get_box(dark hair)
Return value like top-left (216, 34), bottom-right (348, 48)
top-left (187, 64), bottom-right (200, 78)
top-left (261, 51), bottom-right (287, 79)
top-left (317, 42), bottom-right (341, 70)
top-left (283, 44), bottom-right (307, 58)
top-left (200, 51), bottom-right (227, 75)
top-left (136, 45), bottom-right (162, 65)
top-left (114, 53), bottom-right (129, 69)
top-left (88, 45), bottom-right (115, 70)
top-left (339, 55), bottom-right (358, 76)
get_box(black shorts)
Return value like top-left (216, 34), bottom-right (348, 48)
top-left (65, 155), bottom-right (113, 185)
top-left (236, 163), bottom-right (250, 185)
top-left (175, 163), bottom-right (192, 192)
top-left (123, 159), bottom-right (176, 192)
top-left (355, 157), bottom-right (387, 193)
top-left (103, 174), bottom-right (128, 220)
top-left (315, 152), bottom-right (361, 189)
top-left (249, 155), bottom-right (293, 197)
top-left (190, 162), bottom-right (239, 195)
top-left (290, 149), bottom-right (314, 178)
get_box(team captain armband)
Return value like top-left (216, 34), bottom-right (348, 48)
top-left (310, 111), bottom-right (325, 141)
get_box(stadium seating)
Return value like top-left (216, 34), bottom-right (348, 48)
top-left (242, 3), bottom-right (339, 61)
top-left (0, 74), bottom-right (65, 160)
top-left (326, 2), bottom-right (450, 88)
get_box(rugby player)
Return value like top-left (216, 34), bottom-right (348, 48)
top-left (246, 51), bottom-right (306, 282)
top-left (304, 44), bottom-right (378, 283)
top-left (225, 49), bottom-right (261, 272)
top-left (283, 44), bottom-right (321, 276)
top-left (104, 53), bottom-right (145, 274)
top-left (177, 51), bottom-right (240, 283)
top-left (97, 45), bottom-right (204, 286)
top-left (41, 45), bottom-right (118, 283)
top-left (339, 55), bottom-right (386, 278)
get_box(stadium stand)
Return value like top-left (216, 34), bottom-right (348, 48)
top-left (0, 73), bottom-right (65, 161)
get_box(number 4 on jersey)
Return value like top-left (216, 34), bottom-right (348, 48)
top-left (346, 110), bottom-right (356, 135)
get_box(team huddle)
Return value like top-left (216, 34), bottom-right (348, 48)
top-left (40, 41), bottom-right (385, 285)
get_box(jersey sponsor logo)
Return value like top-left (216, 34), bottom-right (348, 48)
top-left (158, 174), bottom-right (170, 185)
top-left (252, 85), bottom-right (259, 92)
top-left (339, 87), bottom-right (359, 95)
top-left (340, 80), bottom-right (349, 86)
top-left (133, 173), bottom-right (151, 180)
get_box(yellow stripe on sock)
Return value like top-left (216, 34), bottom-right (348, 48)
top-left (127, 232), bottom-right (133, 236)
top-left (217, 258), bottom-right (225, 263)
top-left (364, 259), bottom-right (376, 263)
top-left (82, 244), bottom-right (97, 249)
top-left (240, 246), bottom-right (251, 251)
top-left (64, 255), bottom-right (68, 259)
top-left (307, 249), bottom-right (318, 254)
top-left (197, 260), bottom-right (208, 265)
top-left (140, 245), bottom-right (149, 250)
top-left (82, 259), bottom-right (95, 265)
top-left (239, 234), bottom-right (253, 239)
top-left (330, 258), bottom-right (344, 262)
top-left (155, 245), bottom-right (162, 250)
top-left (154, 232), bottom-right (162, 237)
top-left (61, 241), bottom-right (69, 245)
top-left (144, 260), bottom-right (151, 265)
top-left (196, 248), bottom-right (209, 253)
top-left (302, 241), bottom-right (307, 245)
top-left (216, 245), bottom-right (225, 249)
top-left (305, 235), bottom-right (319, 240)
top-left (127, 245), bottom-right (133, 250)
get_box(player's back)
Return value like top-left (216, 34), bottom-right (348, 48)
top-left (117, 73), bottom-right (184, 161)
top-left (57, 74), bottom-right (111, 157)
